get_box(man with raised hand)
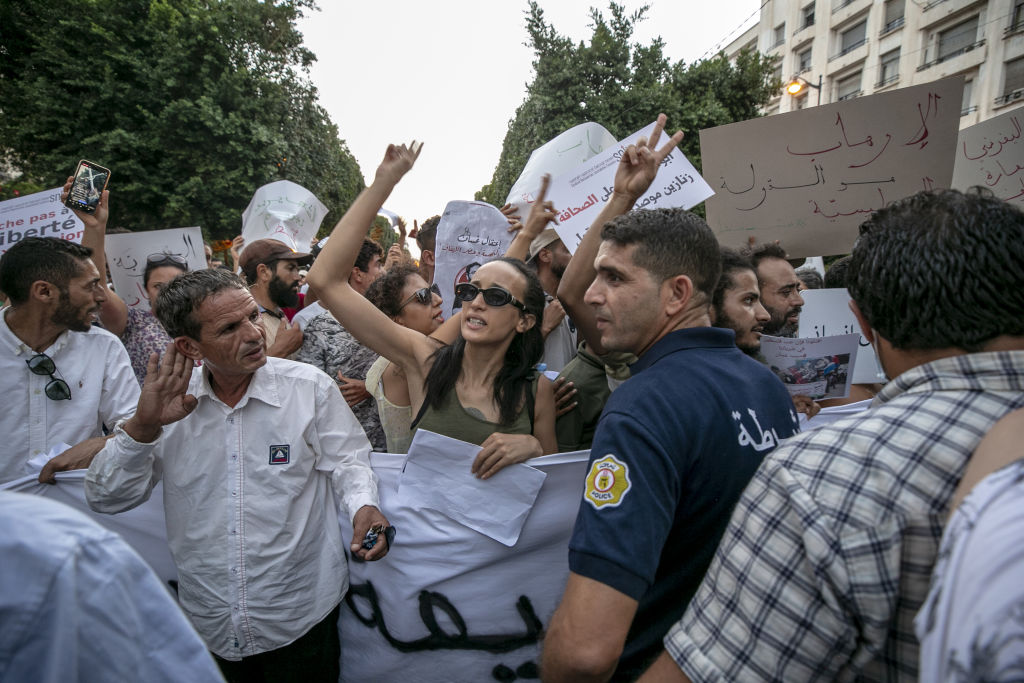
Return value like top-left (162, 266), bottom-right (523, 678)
top-left (85, 268), bottom-right (389, 682)
top-left (542, 116), bottom-right (798, 682)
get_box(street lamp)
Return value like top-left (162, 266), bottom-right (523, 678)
top-left (786, 74), bottom-right (823, 106)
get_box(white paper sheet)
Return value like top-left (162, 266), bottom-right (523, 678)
top-left (760, 333), bottom-right (861, 400)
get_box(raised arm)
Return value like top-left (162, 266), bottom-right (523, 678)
top-left (63, 177), bottom-right (129, 336)
top-left (505, 174), bottom-right (558, 262)
top-left (307, 141), bottom-right (433, 374)
top-left (557, 114), bottom-right (683, 355)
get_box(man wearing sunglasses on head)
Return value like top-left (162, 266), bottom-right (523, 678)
top-left (0, 236), bottom-right (139, 485)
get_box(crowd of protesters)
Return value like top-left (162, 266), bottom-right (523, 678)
top-left (1, 114), bottom-right (1022, 683)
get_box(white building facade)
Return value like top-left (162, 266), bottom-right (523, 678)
top-left (729, 0), bottom-right (1024, 126)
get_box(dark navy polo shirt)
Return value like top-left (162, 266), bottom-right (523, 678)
top-left (567, 326), bottom-right (799, 679)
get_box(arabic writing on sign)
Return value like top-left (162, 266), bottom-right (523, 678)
top-left (441, 242), bottom-right (501, 258)
top-left (953, 111), bottom-right (1024, 202)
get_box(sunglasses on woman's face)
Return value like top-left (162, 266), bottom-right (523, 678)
top-left (397, 283), bottom-right (442, 312)
top-left (454, 283), bottom-right (526, 312)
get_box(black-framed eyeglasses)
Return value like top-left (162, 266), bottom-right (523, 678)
top-left (26, 353), bottom-right (72, 401)
top-left (146, 252), bottom-right (188, 268)
top-left (454, 283), bottom-right (526, 312)
top-left (397, 283), bottom-right (442, 312)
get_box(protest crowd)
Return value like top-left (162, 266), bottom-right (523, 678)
top-left (1, 107), bottom-right (1023, 683)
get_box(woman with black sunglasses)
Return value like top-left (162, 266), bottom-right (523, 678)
top-left (308, 142), bottom-right (557, 477)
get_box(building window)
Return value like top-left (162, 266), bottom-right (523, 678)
top-left (795, 93), bottom-right (810, 109)
top-left (839, 20), bottom-right (867, 56)
top-left (878, 49), bottom-right (900, 86)
top-left (837, 72), bottom-right (862, 101)
top-left (801, 3), bottom-right (816, 29)
top-left (798, 48), bottom-right (813, 72)
top-left (937, 16), bottom-right (979, 63)
top-left (1012, 0), bottom-right (1024, 31)
top-left (773, 23), bottom-right (786, 48)
top-left (1003, 57), bottom-right (1024, 100)
top-left (961, 79), bottom-right (976, 115)
top-left (883, 0), bottom-right (905, 33)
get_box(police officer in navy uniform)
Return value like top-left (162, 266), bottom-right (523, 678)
top-left (542, 116), bottom-right (798, 682)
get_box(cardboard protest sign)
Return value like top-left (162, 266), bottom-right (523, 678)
top-left (240, 180), bottom-right (328, 254)
top-left (761, 334), bottom-right (860, 400)
top-left (952, 107), bottom-right (1024, 204)
top-left (0, 187), bottom-right (85, 255)
top-left (798, 288), bottom-right (886, 384)
top-left (505, 122), bottom-right (619, 220)
top-left (340, 450), bottom-right (589, 682)
top-left (548, 121), bottom-right (714, 253)
top-left (105, 227), bottom-right (206, 311)
top-left (700, 76), bottom-right (963, 257)
top-left (433, 201), bottom-right (514, 319)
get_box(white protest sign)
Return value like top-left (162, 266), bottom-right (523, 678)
top-left (2, 472), bottom-right (178, 587)
top-left (798, 288), bottom-right (886, 384)
top-left (760, 334), bottom-right (860, 400)
top-left (240, 180), bottom-right (327, 253)
top-left (433, 201), bottom-right (514, 319)
top-left (398, 430), bottom-right (547, 547)
top-left (105, 227), bottom-right (206, 311)
top-left (700, 76), bottom-right (963, 257)
top-left (952, 107), bottom-right (1024, 203)
top-left (505, 122), bottom-right (619, 220)
top-left (0, 187), bottom-right (84, 255)
top-left (548, 121), bottom-right (714, 253)
top-left (340, 450), bottom-right (589, 682)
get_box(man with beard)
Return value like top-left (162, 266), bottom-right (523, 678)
top-left (748, 243), bottom-right (804, 337)
top-left (239, 238), bottom-right (312, 358)
top-left (527, 228), bottom-right (577, 373)
top-left (0, 237), bottom-right (138, 484)
top-left (709, 248), bottom-right (770, 356)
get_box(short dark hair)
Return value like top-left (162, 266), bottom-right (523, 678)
top-left (355, 239), bottom-right (383, 273)
top-left (745, 242), bottom-right (789, 270)
top-left (0, 237), bottom-right (94, 305)
top-left (600, 208), bottom-right (721, 299)
top-left (154, 268), bottom-right (247, 339)
top-left (366, 263), bottom-right (420, 317)
top-left (848, 187), bottom-right (1024, 351)
top-left (711, 247), bottom-right (755, 314)
top-left (416, 215), bottom-right (440, 253)
top-left (823, 255), bottom-right (852, 289)
top-left (796, 268), bottom-right (823, 290)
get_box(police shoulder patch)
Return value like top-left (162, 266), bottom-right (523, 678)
top-left (584, 454), bottom-right (631, 510)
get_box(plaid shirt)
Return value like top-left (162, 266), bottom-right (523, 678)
top-left (665, 351), bottom-right (1024, 682)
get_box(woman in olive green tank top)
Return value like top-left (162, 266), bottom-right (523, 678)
top-left (307, 142), bottom-right (557, 477)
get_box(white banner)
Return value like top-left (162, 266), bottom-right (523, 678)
top-left (504, 122), bottom-right (619, 220)
top-left (433, 201), bottom-right (515, 319)
top-left (0, 187), bottom-right (85, 255)
top-left (340, 450), bottom-right (589, 682)
top-left (105, 227), bottom-right (206, 310)
top-left (548, 121), bottom-right (713, 253)
top-left (760, 334), bottom-right (861, 400)
top-left (798, 288), bottom-right (886, 384)
top-left (240, 180), bottom-right (328, 254)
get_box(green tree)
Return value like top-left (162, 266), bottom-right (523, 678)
top-left (0, 0), bottom-right (364, 239)
top-left (477, 2), bottom-right (779, 207)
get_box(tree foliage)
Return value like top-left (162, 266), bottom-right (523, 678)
top-left (476, 2), bottom-right (780, 207)
top-left (0, 0), bottom-right (364, 239)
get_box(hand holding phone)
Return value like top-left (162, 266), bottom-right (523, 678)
top-left (64, 160), bottom-right (111, 214)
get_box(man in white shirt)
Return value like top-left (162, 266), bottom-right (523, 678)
top-left (85, 268), bottom-right (390, 682)
top-left (0, 490), bottom-right (224, 683)
top-left (0, 235), bottom-right (139, 485)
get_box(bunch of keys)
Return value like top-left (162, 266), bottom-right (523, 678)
top-left (361, 523), bottom-right (396, 550)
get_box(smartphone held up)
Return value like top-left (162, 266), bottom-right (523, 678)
top-left (64, 160), bottom-right (110, 214)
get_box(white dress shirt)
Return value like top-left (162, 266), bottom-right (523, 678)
top-left (0, 308), bottom-right (139, 484)
top-left (0, 490), bottom-right (223, 683)
top-left (85, 357), bottom-right (379, 660)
